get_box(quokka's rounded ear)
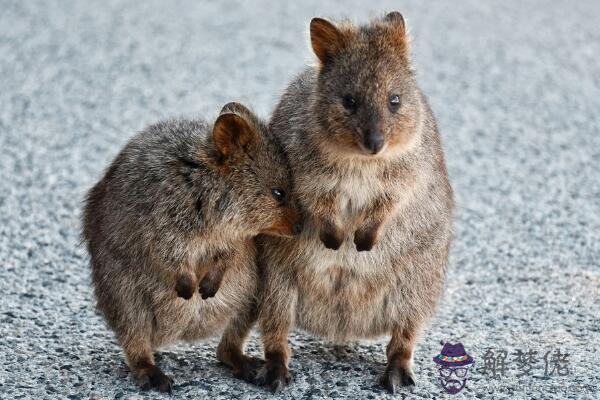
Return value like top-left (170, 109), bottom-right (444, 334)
top-left (310, 17), bottom-right (344, 64)
top-left (213, 113), bottom-right (258, 160)
top-left (219, 101), bottom-right (251, 116)
top-left (383, 11), bottom-right (409, 54)
top-left (384, 11), bottom-right (406, 34)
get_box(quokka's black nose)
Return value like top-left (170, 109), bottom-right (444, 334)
top-left (364, 129), bottom-right (385, 154)
top-left (292, 222), bottom-right (303, 235)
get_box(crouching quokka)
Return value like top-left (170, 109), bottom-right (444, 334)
top-left (82, 102), bottom-right (302, 392)
top-left (245, 13), bottom-right (453, 393)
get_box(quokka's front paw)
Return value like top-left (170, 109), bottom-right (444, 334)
top-left (198, 266), bottom-right (226, 299)
top-left (198, 274), bottom-right (220, 299)
top-left (319, 225), bottom-right (344, 250)
top-left (353, 227), bottom-right (378, 252)
top-left (175, 274), bottom-right (196, 300)
top-left (255, 361), bottom-right (292, 393)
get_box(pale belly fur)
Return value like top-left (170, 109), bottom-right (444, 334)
top-left (150, 257), bottom-right (258, 347)
top-left (291, 169), bottom-right (411, 341)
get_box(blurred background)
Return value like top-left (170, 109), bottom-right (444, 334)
top-left (1, 0), bottom-right (599, 398)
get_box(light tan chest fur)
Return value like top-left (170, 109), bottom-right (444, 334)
top-left (289, 169), bottom-right (421, 340)
top-left (297, 162), bottom-right (390, 226)
top-left (150, 239), bottom-right (257, 347)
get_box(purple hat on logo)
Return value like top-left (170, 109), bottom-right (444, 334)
top-left (433, 342), bottom-right (474, 367)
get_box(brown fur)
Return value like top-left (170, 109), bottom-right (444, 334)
top-left (82, 102), bottom-right (302, 392)
top-left (243, 13), bottom-right (453, 393)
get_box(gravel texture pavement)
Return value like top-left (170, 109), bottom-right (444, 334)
top-left (1, 0), bottom-right (599, 399)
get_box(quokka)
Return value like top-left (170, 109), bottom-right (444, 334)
top-left (248, 12), bottom-right (454, 393)
top-left (82, 102), bottom-right (302, 392)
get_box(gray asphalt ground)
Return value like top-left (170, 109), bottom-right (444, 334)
top-left (1, 0), bottom-right (599, 399)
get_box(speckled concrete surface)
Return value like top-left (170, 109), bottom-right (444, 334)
top-left (1, 0), bottom-right (599, 399)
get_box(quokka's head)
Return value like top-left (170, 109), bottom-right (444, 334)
top-left (310, 12), bottom-right (421, 158)
top-left (212, 102), bottom-right (303, 238)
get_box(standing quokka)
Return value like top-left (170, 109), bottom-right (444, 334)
top-left (82, 102), bottom-right (302, 392)
top-left (248, 13), bottom-right (453, 393)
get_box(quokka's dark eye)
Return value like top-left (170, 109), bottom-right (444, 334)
top-left (342, 94), bottom-right (357, 113)
top-left (271, 188), bottom-right (287, 204)
top-left (389, 94), bottom-right (401, 112)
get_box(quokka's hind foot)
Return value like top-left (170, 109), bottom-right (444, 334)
top-left (134, 360), bottom-right (174, 393)
top-left (125, 337), bottom-right (173, 393)
top-left (255, 361), bottom-right (291, 393)
top-left (382, 325), bottom-right (417, 393)
top-left (380, 363), bottom-right (415, 394)
top-left (216, 301), bottom-right (262, 382)
top-left (231, 354), bottom-right (265, 383)
top-left (255, 352), bottom-right (292, 393)
top-left (216, 337), bottom-right (264, 383)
